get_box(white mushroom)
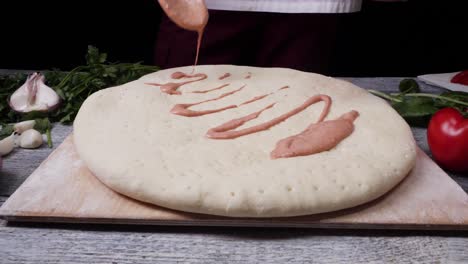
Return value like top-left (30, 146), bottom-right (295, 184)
top-left (14, 120), bottom-right (36, 133)
top-left (19, 129), bottom-right (43, 149)
top-left (9, 72), bottom-right (61, 113)
top-left (0, 134), bottom-right (17, 156)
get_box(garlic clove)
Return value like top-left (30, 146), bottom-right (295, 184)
top-left (9, 72), bottom-right (61, 113)
top-left (0, 134), bottom-right (17, 156)
top-left (14, 120), bottom-right (36, 133)
top-left (19, 129), bottom-right (43, 149)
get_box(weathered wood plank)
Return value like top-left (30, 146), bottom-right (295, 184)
top-left (0, 221), bottom-right (467, 264)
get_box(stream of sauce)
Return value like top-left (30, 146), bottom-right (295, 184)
top-left (193, 32), bottom-right (203, 71)
top-left (157, 0), bottom-right (208, 70)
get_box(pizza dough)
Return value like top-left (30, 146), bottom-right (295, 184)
top-left (73, 65), bottom-right (416, 217)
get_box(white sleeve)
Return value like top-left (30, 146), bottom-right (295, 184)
top-left (204, 0), bottom-right (363, 13)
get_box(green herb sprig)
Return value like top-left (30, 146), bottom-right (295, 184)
top-left (369, 79), bottom-right (468, 127)
top-left (0, 46), bottom-right (159, 125)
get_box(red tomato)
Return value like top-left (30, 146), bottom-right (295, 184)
top-left (451, 70), bottom-right (468, 86)
top-left (427, 108), bottom-right (468, 173)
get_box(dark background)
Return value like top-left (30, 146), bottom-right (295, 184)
top-left (0, 0), bottom-right (466, 77)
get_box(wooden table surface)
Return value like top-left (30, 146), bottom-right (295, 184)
top-left (0, 76), bottom-right (467, 263)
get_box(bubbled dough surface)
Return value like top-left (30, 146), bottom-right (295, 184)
top-left (73, 65), bottom-right (417, 217)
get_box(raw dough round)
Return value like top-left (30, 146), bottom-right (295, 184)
top-left (73, 65), bottom-right (416, 217)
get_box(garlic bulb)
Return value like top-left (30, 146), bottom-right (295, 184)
top-left (9, 72), bottom-right (61, 113)
top-left (19, 129), bottom-right (43, 149)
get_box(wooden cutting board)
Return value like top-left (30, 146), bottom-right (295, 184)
top-left (1, 135), bottom-right (467, 229)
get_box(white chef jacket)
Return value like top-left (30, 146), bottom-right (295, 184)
top-left (204, 0), bottom-right (363, 13)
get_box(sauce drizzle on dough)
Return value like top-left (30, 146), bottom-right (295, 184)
top-left (206, 95), bottom-right (332, 140)
top-left (155, 70), bottom-right (358, 159)
top-left (271, 110), bottom-right (359, 159)
top-left (145, 72), bottom-right (207, 95)
top-left (240, 94), bottom-right (271, 106)
top-left (191, 84), bottom-right (230, 94)
top-left (171, 86), bottom-right (245, 117)
top-left (218, 73), bottom-right (231, 80)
